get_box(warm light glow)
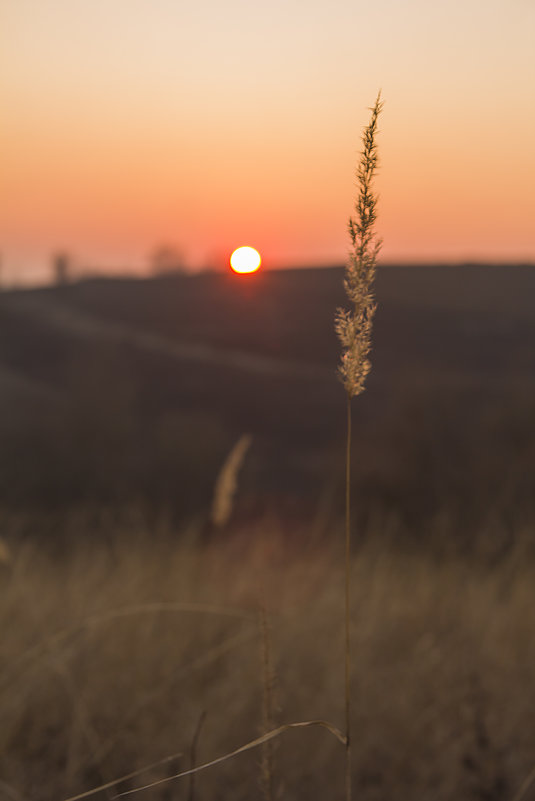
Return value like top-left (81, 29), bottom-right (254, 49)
top-left (2, 0), bottom-right (534, 283)
top-left (230, 246), bottom-right (262, 274)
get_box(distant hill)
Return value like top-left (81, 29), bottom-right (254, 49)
top-left (1, 264), bottom-right (534, 532)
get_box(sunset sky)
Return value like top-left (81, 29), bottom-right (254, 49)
top-left (2, 0), bottom-right (534, 284)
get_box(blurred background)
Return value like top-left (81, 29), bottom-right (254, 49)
top-left (0, 263), bottom-right (534, 548)
top-left (1, 1), bottom-right (535, 799)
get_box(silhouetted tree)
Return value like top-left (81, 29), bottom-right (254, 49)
top-left (150, 244), bottom-right (186, 275)
top-left (52, 251), bottom-right (71, 285)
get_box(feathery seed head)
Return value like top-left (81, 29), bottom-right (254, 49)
top-left (211, 434), bottom-right (252, 527)
top-left (336, 93), bottom-right (383, 398)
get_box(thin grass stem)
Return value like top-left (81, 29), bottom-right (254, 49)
top-left (188, 710), bottom-right (206, 801)
top-left (345, 390), bottom-right (352, 801)
top-left (259, 595), bottom-right (275, 801)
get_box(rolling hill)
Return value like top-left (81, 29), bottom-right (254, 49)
top-left (0, 263), bottom-right (533, 535)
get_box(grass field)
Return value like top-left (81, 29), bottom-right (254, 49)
top-left (2, 515), bottom-right (535, 801)
top-left (1, 263), bottom-right (534, 799)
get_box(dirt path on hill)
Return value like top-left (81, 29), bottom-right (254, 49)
top-left (7, 295), bottom-right (334, 382)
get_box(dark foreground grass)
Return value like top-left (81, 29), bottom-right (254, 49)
top-left (1, 516), bottom-right (535, 801)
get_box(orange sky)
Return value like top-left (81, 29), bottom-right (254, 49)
top-left (1, 0), bottom-right (534, 284)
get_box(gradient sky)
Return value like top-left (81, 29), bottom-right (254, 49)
top-left (2, 0), bottom-right (534, 283)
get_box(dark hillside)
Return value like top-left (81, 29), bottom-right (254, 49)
top-left (0, 264), bottom-right (534, 537)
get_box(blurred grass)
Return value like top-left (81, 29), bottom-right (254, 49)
top-left (1, 518), bottom-right (535, 800)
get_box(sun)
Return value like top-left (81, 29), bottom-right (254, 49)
top-left (230, 246), bottom-right (262, 274)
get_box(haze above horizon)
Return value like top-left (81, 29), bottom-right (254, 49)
top-left (2, 0), bottom-right (534, 285)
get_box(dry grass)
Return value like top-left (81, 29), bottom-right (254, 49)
top-left (1, 518), bottom-right (535, 800)
top-left (336, 92), bottom-right (383, 801)
top-left (211, 434), bottom-right (252, 528)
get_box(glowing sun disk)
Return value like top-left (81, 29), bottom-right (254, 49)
top-left (230, 246), bottom-right (261, 274)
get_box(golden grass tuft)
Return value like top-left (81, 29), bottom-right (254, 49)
top-left (211, 434), bottom-right (252, 527)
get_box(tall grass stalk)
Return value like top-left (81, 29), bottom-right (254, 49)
top-left (335, 93), bottom-right (383, 801)
top-left (259, 596), bottom-right (276, 801)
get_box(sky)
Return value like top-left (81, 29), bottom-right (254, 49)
top-left (1, 0), bottom-right (534, 284)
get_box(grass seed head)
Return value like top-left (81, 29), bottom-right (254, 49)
top-left (336, 93), bottom-right (383, 398)
top-left (211, 434), bottom-right (252, 527)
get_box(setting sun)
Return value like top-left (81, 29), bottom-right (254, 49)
top-left (230, 246), bottom-right (262, 274)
